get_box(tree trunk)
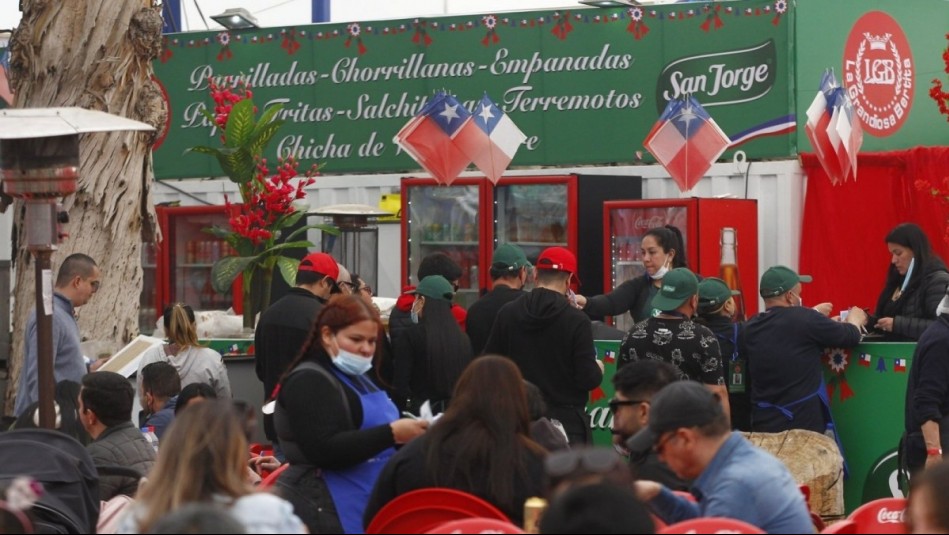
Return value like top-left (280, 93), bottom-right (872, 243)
top-left (3, 1), bottom-right (166, 415)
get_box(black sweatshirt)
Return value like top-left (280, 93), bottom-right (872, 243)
top-left (466, 285), bottom-right (525, 355)
top-left (905, 315), bottom-right (949, 434)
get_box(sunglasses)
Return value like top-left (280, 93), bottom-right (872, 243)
top-left (608, 399), bottom-right (646, 412)
top-left (544, 447), bottom-right (622, 479)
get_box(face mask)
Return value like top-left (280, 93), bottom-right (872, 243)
top-left (331, 348), bottom-right (373, 376)
top-left (652, 259), bottom-right (671, 280)
top-left (410, 309), bottom-right (419, 324)
top-left (937, 295), bottom-right (949, 317)
top-left (789, 292), bottom-right (803, 307)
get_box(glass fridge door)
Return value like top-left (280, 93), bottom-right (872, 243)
top-left (406, 183), bottom-right (481, 309)
top-left (494, 182), bottom-right (569, 266)
top-left (167, 209), bottom-right (235, 312)
top-left (607, 204), bottom-right (689, 332)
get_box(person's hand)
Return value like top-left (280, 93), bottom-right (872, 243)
top-left (925, 451), bottom-right (943, 470)
top-left (875, 317), bottom-right (895, 333)
top-left (390, 418), bottom-right (428, 444)
top-left (633, 480), bottom-right (663, 502)
top-left (249, 455), bottom-right (281, 474)
top-left (89, 357), bottom-right (110, 372)
top-left (575, 294), bottom-right (588, 309)
top-left (846, 307), bottom-right (868, 329)
top-left (812, 302), bottom-right (833, 316)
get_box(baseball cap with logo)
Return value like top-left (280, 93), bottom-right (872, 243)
top-left (698, 277), bottom-right (741, 314)
top-left (625, 381), bottom-right (725, 458)
top-left (298, 252), bottom-right (340, 281)
top-left (492, 243), bottom-right (531, 271)
top-left (410, 275), bottom-right (455, 301)
top-left (536, 247), bottom-right (579, 284)
top-left (650, 268), bottom-right (699, 312)
top-left (759, 265), bottom-right (812, 298)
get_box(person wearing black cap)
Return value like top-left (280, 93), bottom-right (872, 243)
top-left (392, 275), bottom-right (473, 414)
top-left (484, 246), bottom-right (603, 446)
top-left (628, 381), bottom-right (813, 533)
top-left (740, 265), bottom-right (867, 435)
top-left (466, 244), bottom-right (531, 355)
top-left (619, 268), bottom-right (730, 419)
top-left (254, 252), bottom-right (340, 456)
top-left (696, 277), bottom-right (751, 431)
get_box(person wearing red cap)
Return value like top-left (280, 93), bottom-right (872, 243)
top-left (254, 252), bottom-right (340, 458)
top-left (484, 246), bottom-right (604, 446)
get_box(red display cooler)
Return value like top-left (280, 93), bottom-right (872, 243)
top-left (602, 198), bottom-right (758, 332)
top-left (139, 205), bottom-right (238, 334)
top-left (402, 174), bottom-right (642, 309)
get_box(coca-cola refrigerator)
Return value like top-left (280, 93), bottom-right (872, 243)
top-left (139, 205), bottom-right (238, 334)
top-left (602, 198), bottom-right (758, 332)
top-left (401, 174), bottom-right (642, 309)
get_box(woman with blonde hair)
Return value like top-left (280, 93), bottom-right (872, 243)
top-left (136, 303), bottom-right (231, 399)
top-left (117, 399), bottom-right (304, 533)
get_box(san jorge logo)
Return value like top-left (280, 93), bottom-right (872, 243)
top-left (655, 39), bottom-right (777, 114)
top-left (843, 11), bottom-right (914, 137)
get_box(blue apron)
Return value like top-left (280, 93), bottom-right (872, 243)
top-left (755, 375), bottom-right (849, 477)
top-left (323, 369), bottom-right (399, 534)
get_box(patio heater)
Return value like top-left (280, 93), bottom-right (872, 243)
top-left (0, 108), bottom-right (153, 428)
top-left (310, 204), bottom-right (389, 292)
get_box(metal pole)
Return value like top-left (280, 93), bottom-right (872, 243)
top-left (32, 247), bottom-right (55, 429)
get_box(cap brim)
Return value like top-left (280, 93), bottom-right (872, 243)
top-left (625, 427), bottom-right (658, 458)
top-left (651, 293), bottom-right (687, 312)
top-left (798, 274), bottom-right (813, 283)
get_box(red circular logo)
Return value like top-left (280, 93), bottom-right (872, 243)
top-left (842, 11), bottom-right (914, 137)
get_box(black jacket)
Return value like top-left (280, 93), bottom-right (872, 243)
top-left (699, 314), bottom-right (752, 432)
top-left (255, 287), bottom-right (326, 440)
top-left (483, 288), bottom-right (602, 408)
top-left (583, 275), bottom-right (654, 324)
top-left (875, 259), bottom-right (949, 341)
top-left (466, 285), bottom-right (525, 355)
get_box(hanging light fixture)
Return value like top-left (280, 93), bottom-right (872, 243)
top-left (210, 7), bottom-right (259, 30)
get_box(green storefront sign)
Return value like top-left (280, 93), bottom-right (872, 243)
top-left (590, 340), bottom-right (621, 448)
top-left (153, 0), bottom-right (795, 179)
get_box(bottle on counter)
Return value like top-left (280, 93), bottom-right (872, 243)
top-left (718, 227), bottom-right (746, 321)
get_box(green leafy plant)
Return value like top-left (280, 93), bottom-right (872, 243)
top-left (187, 78), bottom-right (337, 329)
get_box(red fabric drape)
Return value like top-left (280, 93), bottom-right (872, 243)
top-left (799, 146), bottom-right (949, 313)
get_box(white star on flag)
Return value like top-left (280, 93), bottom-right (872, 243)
top-left (455, 93), bottom-right (527, 185)
top-left (439, 103), bottom-right (460, 124)
top-left (393, 92), bottom-right (474, 185)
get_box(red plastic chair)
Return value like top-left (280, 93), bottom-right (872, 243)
top-left (258, 462), bottom-right (289, 489)
top-left (365, 488), bottom-right (510, 534)
top-left (846, 497), bottom-right (907, 534)
top-left (821, 519), bottom-right (858, 534)
top-left (659, 517), bottom-right (766, 534)
top-left (423, 517), bottom-right (525, 534)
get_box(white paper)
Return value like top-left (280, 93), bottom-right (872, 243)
top-left (41, 269), bottom-right (53, 316)
top-left (401, 400), bottom-right (443, 425)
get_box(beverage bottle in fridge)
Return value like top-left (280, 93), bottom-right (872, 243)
top-left (718, 227), bottom-right (745, 320)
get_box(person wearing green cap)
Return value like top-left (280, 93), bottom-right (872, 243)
top-left (696, 277), bottom-right (751, 431)
top-left (741, 265), bottom-right (868, 435)
top-left (466, 244), bottom-right (531, 355)
top-left (392, 275), bottom-right (473, 414)
top-left (619, 268), bottom-right (731, 419)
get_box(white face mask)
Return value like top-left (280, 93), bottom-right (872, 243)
top-left (331, 348), bottom-right (373, 376)
top-left (652, 257), bottom-right (672, 280)
top-left (937, 295), bottom-right (949, 317)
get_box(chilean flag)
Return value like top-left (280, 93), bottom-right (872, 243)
top-left (894, 358), bottom-right (907, 373)
top-left (394, 92), bottom-right (473, 185)
top-left (858, 353), bottom-right (872, 367)
top-left (455, 93), bottom-right (527, 185)
top-left (644, 94), bottom-right (731, 193)
top-left (805, 69), bottom-right (863, 185)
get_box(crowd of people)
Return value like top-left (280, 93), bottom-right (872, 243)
top-left (3, 220), bottom-right (949, 533)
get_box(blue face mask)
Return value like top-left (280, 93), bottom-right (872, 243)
top-left (331, 348), bottom-right (373, 376)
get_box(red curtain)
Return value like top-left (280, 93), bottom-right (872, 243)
top-left (799, 146), bottom-right (949, 314)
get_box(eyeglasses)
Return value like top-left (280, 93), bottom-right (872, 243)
top-left (339, 281), bottom-right (355, 291)
top-left (653, 431), bottom-right (679, 455)
top-left (358, 285), bottom-right (373, 295)
top-left (544, 447), bottom-right (622, 479)
top-left (608, 399), bottom-right (646, 412)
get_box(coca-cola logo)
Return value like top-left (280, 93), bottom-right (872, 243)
top-left (634, 215), bottom-right (665, 230)
top-left (876, 507), bottom-right (905, 524)
top-left (842, 11), bottom-right (914, 137)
